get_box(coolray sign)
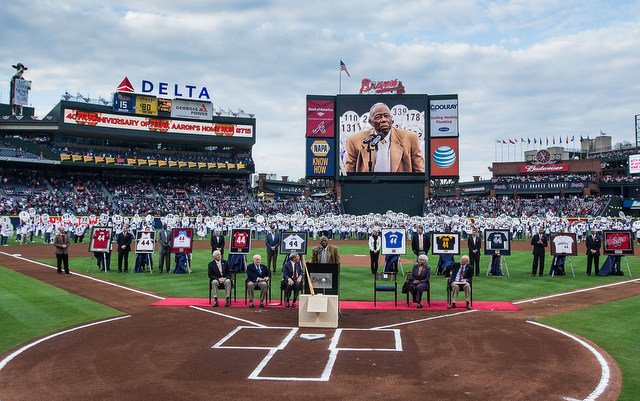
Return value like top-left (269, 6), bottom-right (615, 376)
top-left (170, 99), bottom-right (213, 121)
top-left (429, 99), bottom-right (458, 137)
top-left (63, 109), bottom-right (253, 137)
top-left (519, 164), bottom-right (568, 174)
top-left (116, 77), bottom-right (211, 100)
top-left (358, 78), bottom-right (405, 94)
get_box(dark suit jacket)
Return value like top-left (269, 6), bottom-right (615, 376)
top-left (265, 231), bottom-right (280, 254)
top-left (246, 263), bottom-right (271, 283)
top-left (208, 259), bottom-right (231, 281)
top-left (585, 234), bottom-right (601, 255)
top-left (468, 235), bottom-right (481, 253)
top-left (530, 233), bottom-right (547, 256)
top-left (311, 245), bottom-right (340, 264)
top-left (116, 232), bottom-right (133, 253)
top-left (411, 233), bottom-right (431, 256)
top-left (210, 234), bottom-right (225, 253)
top-left (448, 263), bottom-right (473, 284)
top-left (158, 229), bottom-right (171, 253)
top-left (344, 127), bottom-right (425, 173)
top-left (282, 260), bottom-right (303, 283)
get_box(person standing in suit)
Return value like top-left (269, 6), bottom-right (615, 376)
top-left (411, 226), bottom-right (431, 262)
top-left (208, 250), bottom-right (232, 307)
top-left (344, 102), bottom-right (425, 173)
top-left (265, 225), bottom-right (280, 273)
top-left (585, 228), bottom-right (601, 276)
top-left (311, 236), bottom-right (340, 264)
top-left (467, 228), bottom-right (482, 276)
top-left (282, 252), bottom-right (303, 307)
top-left (53, 226), bottom-right (70, 275)
top-left (116, 225), bottom-right (133, 273)
top-left (246, 254), bottom-right (270, 308)
top-left (530, 227), bottom-right (547, 276)
top-left (446, 255), bottom-right (473, 310)
top-left (157, 223), bottom-right (171, 274)
top-left (368, 229), bottom-right (381, 274)
top-left (210, 228), bottom-right (225, 257)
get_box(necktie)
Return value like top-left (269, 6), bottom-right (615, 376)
top-left (257, 264), bottom-right (261, 275)
top-left (293, 263), bottom-right (298, 280)
top-left (419, 236), bottom-right (423, 250)
top-left (217, 261), bottom-right (222, 275)
top-left (458, 266), bottom-right (464, 282)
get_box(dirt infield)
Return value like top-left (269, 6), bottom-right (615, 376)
top-left (1, 243), bottom-right (639, 400)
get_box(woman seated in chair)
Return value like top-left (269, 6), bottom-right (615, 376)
top-left (408, 254), bottom-right (431, 309)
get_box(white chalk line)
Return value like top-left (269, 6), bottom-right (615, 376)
top-left (0, 315), bottom-right (131, 373)
top-left (212, 326), bottom-right (402, 381)
top-left (527, 321), bottom-right (610, 401)
top-left (514, 278), bottom-right (639, 305)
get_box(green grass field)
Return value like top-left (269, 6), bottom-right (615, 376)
top-left (2, 239), bottom-right (638, 397)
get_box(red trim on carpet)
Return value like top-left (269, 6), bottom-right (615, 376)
top-left (152, 298), bottom-right (520, 311)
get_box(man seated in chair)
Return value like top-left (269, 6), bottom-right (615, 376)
top-left (447, 255), bottom-right (473, 310)
top-left (246, 254), bottom-right (270, 308)
top-left (208, 250), bottom-right (232, 307)
top-left (282, 252), bottom-right (303, 308)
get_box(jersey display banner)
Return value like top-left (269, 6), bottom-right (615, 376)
top-left (432, 232), bottom-right (460, 255)
top-left (135, 230), bottom-right (156, 254)
top-left (89, 226), bottom-right (113, 253)
top-left (550, 233), bottom-right (577, 256)
top-left (171, 228), bottom-right (193, 253)
top-left (280, 231), bottom-right (308, 255)
top-left (381, 228), bottom-right (406, 255)
top-left (229, 228), bottom-right (251, 254)
top-left (603, 231), bottom-right (634, 255)
top-left (484, 229), bottom-right (511, 256)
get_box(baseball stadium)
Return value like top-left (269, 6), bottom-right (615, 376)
top-left (1, 72), bottom-right (640, 401)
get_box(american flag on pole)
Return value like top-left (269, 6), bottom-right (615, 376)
top-left (340, 60), bottom-right (350, 77)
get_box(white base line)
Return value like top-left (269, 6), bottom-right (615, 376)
top-left (373, 309), bottom-right (478, 330)
top-left (191, 306), bottom-right (266, 327)
top-left (0, 251), bottom-right (165, 300)
top-left (213, 326), bottom-right (401, 381)
top-left (527, 321), bottom-right (610, 401)
top-left (0, 315), bottom-right (131, 373)
top-left (514, 279), bottom-right (639, 305)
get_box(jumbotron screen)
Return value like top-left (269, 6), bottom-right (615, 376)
top-left (336, 94), bottom-right (427, 176)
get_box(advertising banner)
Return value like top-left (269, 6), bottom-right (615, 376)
top-left (429, 98), bottom-right (458, 137)
top-left (520, 164), bottom-right (569, 174)
top-left (306, 138), bottom-right (335, 177)
top-left (306, 98), bottom-right (335, 138)
top-left (171, 99), bottom-right (213, 121)
top-left (429, 137), bottom-right (459, 177)
top-left (135, 95), bottom-right (158, 116)
top-left (113, 93), bottom-right (136, 114)
top-left (12, 79), bottom-right (30, 106)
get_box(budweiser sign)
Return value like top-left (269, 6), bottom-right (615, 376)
top-left (359, 78), bottom-right (405, 94)
top-left (520, 163), bottom-right (569, 174)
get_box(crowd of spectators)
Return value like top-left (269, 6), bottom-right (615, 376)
top-left (424, 195), bottom-right (609, 218)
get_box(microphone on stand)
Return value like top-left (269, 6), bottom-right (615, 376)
top-left (362, 133), bottom-right (377, 144)
top-left (371, 134), bottom-right (383, 147)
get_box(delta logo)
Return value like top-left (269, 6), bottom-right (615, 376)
top-left (116, 77), bottom-right (211, 100)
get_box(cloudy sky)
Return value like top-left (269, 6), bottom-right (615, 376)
top-left (2, 0), bottom-right (640, 181)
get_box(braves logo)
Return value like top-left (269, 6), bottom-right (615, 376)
top-left (312, 121), bottom-right (327, 135)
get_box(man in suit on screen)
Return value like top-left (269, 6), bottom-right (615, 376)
top-left (344, 103), bottom-right (424, 173)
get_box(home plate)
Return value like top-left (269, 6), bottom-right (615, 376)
top-left (300, 333), bottom-right (327, 341)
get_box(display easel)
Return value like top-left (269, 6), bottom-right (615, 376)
top-left (485, 256), bottom-right (510, 277)
top-left (623, 256), bottom-right (632, 277)
top-left (87, 252), bottom-right (110, 272)
top-left (299, 257), bottom-right (340, 328)
top-left (551, 256), bottom-right (575, 277)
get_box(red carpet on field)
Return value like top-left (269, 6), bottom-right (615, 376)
top-left (152, 298), bottom-right (520, 311)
